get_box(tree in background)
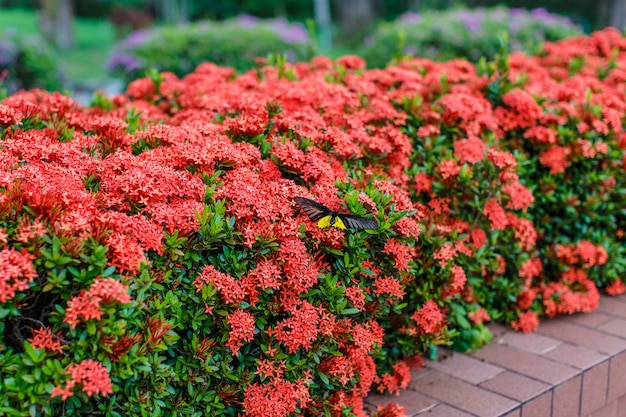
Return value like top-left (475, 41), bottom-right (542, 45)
top-left (38, 0), bottom-right (74, 49)
top-left (334, 0), bottom-right (380, 45)
top-left (150, 0), bottom-right (189, 24)
top-left (314, 0), bottom-right (332, 49)
top-left (599, 0), bottom-right (626, 31)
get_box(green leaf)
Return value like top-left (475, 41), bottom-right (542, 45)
top-left (318, 372), bottom-right (329, 385)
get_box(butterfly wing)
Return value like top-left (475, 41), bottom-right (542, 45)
top-left (337, 213), bottom-right (378, 230)
top-left (293, 197), bottom-right (332, 222)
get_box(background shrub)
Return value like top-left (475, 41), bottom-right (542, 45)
top-left (360, 6), bottom-right (583, 67)
top-left (106, 15), bottom-right (313, 84)
top-left (0, 29), bottom-right (63, 93)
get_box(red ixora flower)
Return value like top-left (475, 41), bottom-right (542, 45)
top-left (376, 360), bottom-right (411, 395)
top-left (511, 311), bottom-right (540, 333)
top-left (483, 200), bottom-right (508, 230)
top-left (51, 359), bottom-right (113, 400)
top-left (539, 146), bottom-right (569, 174)
top-left (454, 136), bottom-right (486, 164)
top-left (411, 300), bottom-right (445, 335)
top-left (28, 326), bottom-right (64, 355)
top-left (468, 308), bottom-right (491, 325)
top-left (0, 247), bottom-right (37, 303)
top-left (606, 280), bottom-right (626, 296)
top-left (226, 309), bottom-right (256, 354)
top-left (502, 182), bottom-right (534, 211)
top-left (383, 239), bottom-right (417, 273)
top-left (194, 264), bottom-right (245, 305)
top-left (243, 377), bottom-right (310, 417)
top-left (64, 277), bottom-right (131, 328)
top-left (374, 402), bottom-right (407, 417)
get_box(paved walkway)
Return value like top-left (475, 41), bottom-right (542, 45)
top-left (366, 294), bottom-right (626, 417)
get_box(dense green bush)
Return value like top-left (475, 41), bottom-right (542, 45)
top-left (0, 29), bottom-right (63, 93)
top-left (1, 28), bottom-right (626, 417)
top-left (107, 16), bottom-right (313, 84)
top-left (488, 29), bottom-right (626, 317)
top-left (360, 6), bottom-right (583, 68)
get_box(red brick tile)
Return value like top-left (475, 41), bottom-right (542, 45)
top-left (565, 311), bottom-right (615, 329)
top-left (590, 400), bottom-right (617, 417)
top-left (552, 375), bottom-right (582, 417)
top-left (502, 409), bottom-right (521, 417)
top-left (608, 351), bottom-right (626, 403)
top-left (597, 297), bottom-right (626, 319)
top-left (471, 343), bottom-right (578, 385)
top-left (479, 371), bottom-right (550, 402)
top-left (418, 404), bottom-right (475, 416)
top-left (618, 393), bottom-right (626, 417)
top-left (411, 369), bottom-right (519, 417)
top-left (499, 331), bottom-right (562, 354)
top-left (543, 343), bottom-right (608, 370)
top-left (366, 389), bottom-right (439, 416)
top-left (538, 319), bottom-right (626, 355)
top-left (521, 391), bottom-right (552, 417)
top-left (488, 322), bottom-right (510, 338)
top-left (599, 318), bottom-right (626, 340)
top-left (581, 361), bottom-right (609, 416)
top-left (425, 352), bottom-right (504, 384)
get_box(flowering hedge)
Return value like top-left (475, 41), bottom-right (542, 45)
top-left (1, 28), bottom-right (625, 417)
top-left (360, 6), bottom-right (582, 68)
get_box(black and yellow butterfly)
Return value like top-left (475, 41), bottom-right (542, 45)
top-left (293, 196), bottom-right (378, 230)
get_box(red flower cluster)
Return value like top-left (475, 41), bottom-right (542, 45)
top-left (375, 361), bottom-right (411, 395)
top-left (511, 311), bottom-right (540, 333)
top-left (227, 309), bottom-right (256, 354)
top-left (28, 326), bottom-right (64, 354)
top-left (64, 277), bottom-right (131, 328)
top-left (411, 300), bottom-right (445, 335)
top-left (52, 359), bottom-right (113, 400)
top-left (0, 247), bottom-right (37, 302)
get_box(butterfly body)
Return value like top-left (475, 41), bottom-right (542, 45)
top-left (293, 196), bottom-right (377, 230)
top-left (317, 212), bottom-right (346, 230)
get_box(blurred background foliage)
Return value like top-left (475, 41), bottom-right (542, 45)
top-left (0, 0), bottom-right (620, 96)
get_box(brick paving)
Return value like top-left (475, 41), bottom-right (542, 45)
top-left (365, 294), bottom-right (626, 417)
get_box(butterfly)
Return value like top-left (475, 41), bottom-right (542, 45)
top-left (293, 196), bottom-right (378, 230)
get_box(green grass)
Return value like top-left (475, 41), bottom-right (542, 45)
top-left (0, 7), bottom-right (117, 85)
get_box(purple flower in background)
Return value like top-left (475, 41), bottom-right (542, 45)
top-left (0, 40), bottom-right (16, 67)
top-left (490, 8), bottom-right (509, 23)
top-left (458, 10), bottom-right (483, 34)
top-left (284, 50), bottom-right (296, 62)
top-left (530, 8), bottom-right (551, 19)
top-left (106, 52), bottom-right (143, 73)
top-left (529, 7), bottom-right (575, 27)
top-left (235, 14), bottom-right (260, 27)
top-left (119, 29), bottom-right (154, 49)
top-left (398, 12), bottom-right (421, 24)
top-left (509, 8), bottom-right (525, 18)
top-left (279, 25), bottom-right (308, 44)
top-left (509, 19), bottom-right (523, 34)
top-left (403, 45), bottom-right (418, 55)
